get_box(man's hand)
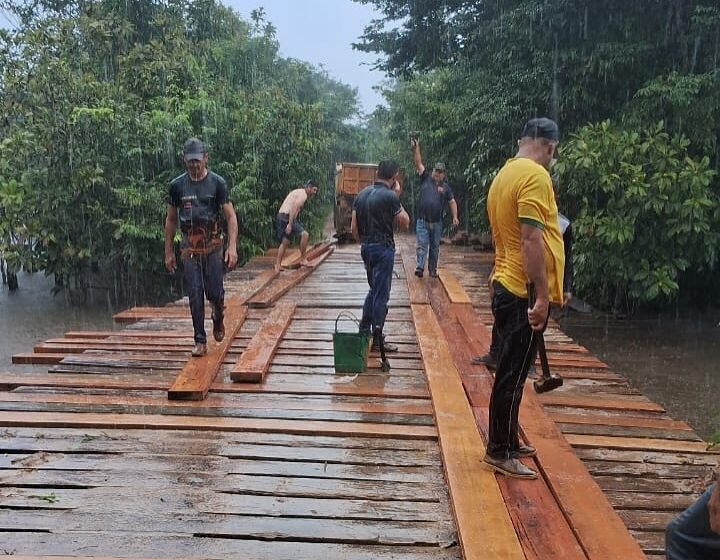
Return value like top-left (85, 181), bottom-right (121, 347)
top-left (225, 247), bottom-right (238, 270)
top-left (285, 223), bottom-right (292, 235)
top-left (528, 296), bottom-right (549, 331)
top-left (452, 216), bottom-right (460, 228)
top-left (563, 292), bottom-right (573, 307)
top-left (164, 252), bottom-right (176, 273)
top-left (410, 137), bottom-right (419, 151)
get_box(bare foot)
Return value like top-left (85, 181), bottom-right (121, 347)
top-left (273, 263), bottom-right (281, 272)
top-left (300, 260), bottom-right (312, 268)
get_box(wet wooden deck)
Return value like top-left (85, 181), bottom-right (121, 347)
top-left (2, 238), bottom-right (717, 559)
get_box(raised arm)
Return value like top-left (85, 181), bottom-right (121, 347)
top-left (410, 137), bottom-right (425, 176)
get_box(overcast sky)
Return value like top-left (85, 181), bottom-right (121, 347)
top-left (0, 0), bottom-right (389, 114)
top-left (227, 0), bottom-right (387, 114)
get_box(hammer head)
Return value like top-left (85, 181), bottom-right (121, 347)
top-left (533, 374), bottom-right (563, 394)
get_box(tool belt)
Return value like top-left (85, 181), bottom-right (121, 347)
top-left (180, 224), bottom-right (223, 259)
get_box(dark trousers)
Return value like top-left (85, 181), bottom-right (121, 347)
top-left (486, 282), bottom-right (538, 458)
top-left (359, 243), bottom-right (395, 334)
top-left (666, 484), bottom-right (720, 559)
top-left (182, 249), bottom-right (224, 344)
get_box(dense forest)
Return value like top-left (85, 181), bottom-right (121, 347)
top-left (0, 0), bottom-right (381, 303)
top-left (357, 0), bottom-right (720, 314)
top-left (1, 0), bottom-right (720, 314)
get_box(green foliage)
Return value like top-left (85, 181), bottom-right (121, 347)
top-left (0, 0), bottom-right (358, 304)
top-left (555, 121), bottom-right (718, 313)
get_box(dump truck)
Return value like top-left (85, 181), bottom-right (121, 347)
top-left (333, 162), bottom-right (377, 244)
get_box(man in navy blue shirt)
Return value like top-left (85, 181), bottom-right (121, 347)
top-left (164, 138), bottom-right (238, 358)
top-left (351, 160), bottom-right (409, 353)
top-left (410, 137), bottom-right (459, 278)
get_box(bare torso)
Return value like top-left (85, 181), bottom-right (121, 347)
top-left (278, 188), bottom-right (308, 215)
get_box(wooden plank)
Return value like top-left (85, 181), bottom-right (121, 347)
top-left (167, 304), bottom-right (248, 401)
top-left (520, 388), bottom-right (653, 560)
top-left (411, 304), bottom-right (524, 560)
top-left (0, 410), bottom-right (437, 439)
top-left (538, 393), bottom-right (665, 413)
top-left (282, 242), bottom-right (329, 269)
top-left (400, 246), bottom-right (429, 305)
top-left (248, 246), bottom-right (334, 308)
top-left (565, 433), bottom-right (717, 454)
top-left (437, 269), bottom-right (471, 304)
top-left (548, 411), bottom-right (693, 431)
top-left (231, 301), bottom-right (296, 383)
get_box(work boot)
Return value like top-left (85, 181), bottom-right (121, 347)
top-left (414, 269), bottom-right (423, 278)
top-left (514, 444), bottom-right (537, 458)
top-left (371, 333), bottom-right (398, 353)
top-left (212, 310), bottom-right (225, 343)
top-left (471, 352), bottom-right (497, 370)
top-left (482, 454), bottom-right (537, 479)
top-left (191, 343), bottom-right (208, 357)
top-left (429, 270), bottom-right (438, 278)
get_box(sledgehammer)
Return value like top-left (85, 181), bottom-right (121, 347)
top-left (527, 283), bottom-right (564, 394)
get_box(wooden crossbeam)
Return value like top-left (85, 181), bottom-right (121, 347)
top-left (411, 304), bottom-right (524, 560)
top-left (437, 269), bottom-right (471, 303)
top-left (167, 303), bottom-right (248, 401)
top-left (231, 301), bottom-right (296, 383)
top-left (248, 246), bottom-right (334, 308)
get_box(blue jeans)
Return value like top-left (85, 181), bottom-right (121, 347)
top-left (666, 484), bottom-right (720, 559)
top-left (415, 219), bottom-right (442, 273)
top-left (487, 282), bottom-right (538, 459)
top-left (182, 248), bottom-right (224, 344)
top-left (359, 243), bottom-right (395, 334)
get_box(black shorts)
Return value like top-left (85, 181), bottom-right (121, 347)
top-left (276, 213), bottom-right (305, 243)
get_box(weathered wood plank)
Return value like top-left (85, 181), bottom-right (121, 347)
top-left (232, 301), bottom-right (296, 383)
top-left (437, 270), bottom-right (471, 304)
top-left (167, 304), bottom-right (248, 401)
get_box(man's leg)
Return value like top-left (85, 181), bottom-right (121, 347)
top-left (484, 283), bottom-right (537, 478)
top-left (299, 231), bottom-right (310, 266)
top-left (415, 219), bottom-right (429, 275)
top-left (428, 221), bottom-right (441, 275)
top-left (666, 484), bottom-right (720, 560)
top-left (370, 246), bottom-right (397, 352)
top-left (358, 244), bottom-right (374, 335)
top-left (182, 255), bottom-right (207, 354)
top-left (204, 249), bottom-right (225, 343)
top-left (275, 238), bottom-right (289, 271)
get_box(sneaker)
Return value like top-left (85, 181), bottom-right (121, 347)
top-left (471, 352), bottom-right (497, 370)
top-left (482, 454), bottom-right (537, 479)
top-left (212, 312), bottom-right (225, 343)
top-left (414, 269), bottom-right (423, 278)
top-left (429, 270), bottom-right (438, 278)
top-left (191, 343), bottom-right (208, 357)
top-left (371, 336), bottom-right (398, 353)
top-left (514, 444), bottom-right (537, 458)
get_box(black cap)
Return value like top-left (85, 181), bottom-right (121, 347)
top-left (183, 137), bottom-right (206, 161)
top-left (304, 179), bottom-right (319, 188)
top-left (520, 118), bottom-right (559, 142)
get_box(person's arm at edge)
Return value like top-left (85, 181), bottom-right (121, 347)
top-left (411, 138), bottom-right (425, 176)
top-left (448, 198), bottom-right (459, 226)
top-left (395, 206), bottom-right (410, 231)
top-left (222, 202), bottom-right (238, 269)
top-left (350, 209), bottom-right (360, 243)
top-left (164, 204), bottom-right (178, 273)
top-left (521, 222), bottom-right (549, 331)
top-left (709, 467), bottom-right (720, 534)
top-left (563, 223), bottom-right (574, 306)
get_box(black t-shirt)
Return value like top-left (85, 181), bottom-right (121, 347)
top-left (168, 171), bottom-right (229, 251)
top-left (353, 182), bottom-right (402, 246)
top-left (417, 168), bottom-right (454, 222)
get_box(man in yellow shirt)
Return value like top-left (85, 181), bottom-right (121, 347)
top-left (482, 118), bottom-right (565, 479)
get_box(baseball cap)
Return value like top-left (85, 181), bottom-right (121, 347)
top-left (183, 137), bottom-right (206, 161)
top-left (433, 162), bottom-right (446, 171)
top-left (520, 118), bottom-right (559, 142)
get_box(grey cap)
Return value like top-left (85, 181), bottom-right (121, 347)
top-left (183, 137), bottom-right (206, 161)
top-left (433, 162), bottom-right (446, 171)
top-left (521, 118), bottom-right (559, 142)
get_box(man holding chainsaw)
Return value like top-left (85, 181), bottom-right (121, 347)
top-left (482, 118), bottom-right (565, 479)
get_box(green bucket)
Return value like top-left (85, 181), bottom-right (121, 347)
top-left (333, 311), bottom-right (369, 373)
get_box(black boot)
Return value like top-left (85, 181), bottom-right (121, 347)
top-left (371, 332), bottom-right (398, 353)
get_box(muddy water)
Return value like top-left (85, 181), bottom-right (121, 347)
top-left (0, 272), bottom-right (115, 369)
top-left (558, 309), bottom-right (720, 441)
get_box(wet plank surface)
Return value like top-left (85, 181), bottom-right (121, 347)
top-left (4, 237), bottom-right (717, 560)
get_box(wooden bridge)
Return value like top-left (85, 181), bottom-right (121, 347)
top-left (2, 237), bottom-right (717, 559)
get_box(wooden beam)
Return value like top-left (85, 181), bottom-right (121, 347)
top-left (167, 303), bottom-right (248, 401)
top-left (0, 410), bottom-right (437, 439)
top-left (11, 353), bottom-right (66, 365)
top-left (399, 247), bottom-right (429, 305)
top-left (437, 269), bottom-right (471, 303)
top-left (411, 304), bottom-right (524, 560)
top-left (231, 301), bottom-right (296, 383)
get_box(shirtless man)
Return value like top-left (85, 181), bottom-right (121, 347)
top-left (274, 180), bottom-right (319, 271)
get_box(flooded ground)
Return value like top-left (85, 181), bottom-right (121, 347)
top-left (559, 309), bottom-right (720, 441)
top-left (0, 272), bottom-right (115, 370)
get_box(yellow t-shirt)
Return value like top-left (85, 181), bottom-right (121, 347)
top-left (487, 157), bottom-right (565, 303)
